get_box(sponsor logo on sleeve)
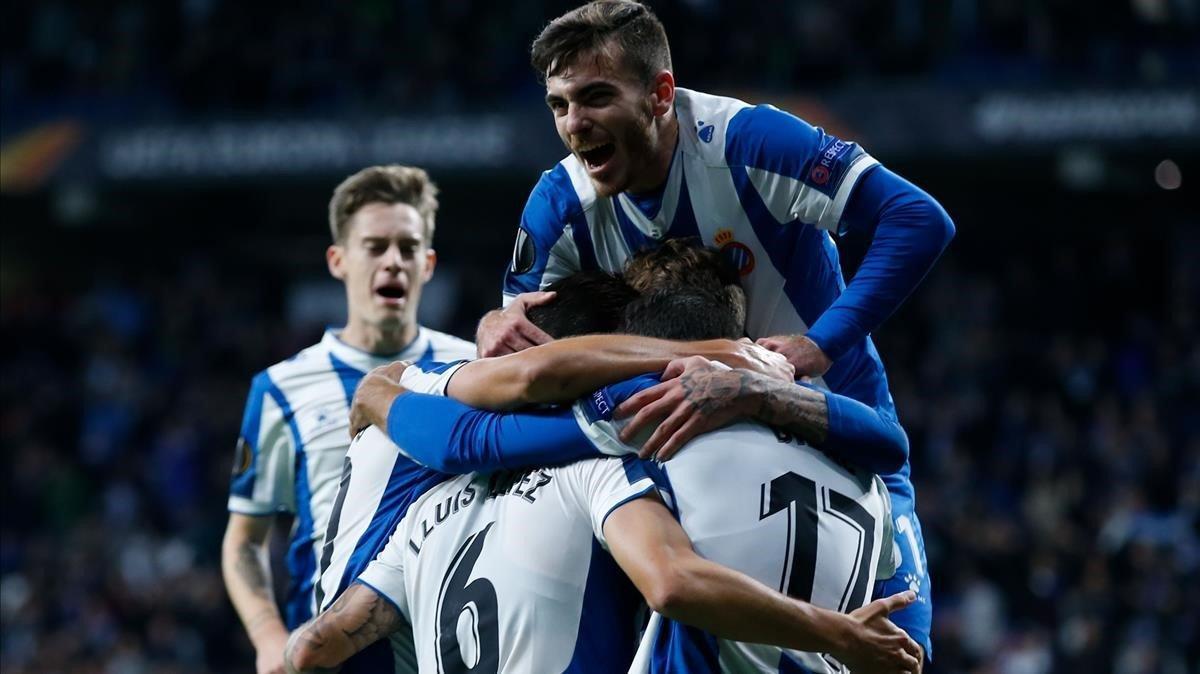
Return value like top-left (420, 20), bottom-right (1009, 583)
top-left (714, 228), bottom-right (756, 276)
top-left (808, 138), bottom-right (854, 190)
top-left (581, 387), bottom-right (617, 424)
top-left (232, 436), bottom-right (253, 475)
top-left (510, 227), bottom-right (536, 275)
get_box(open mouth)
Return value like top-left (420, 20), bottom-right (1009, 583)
top-left (375, 285), bottom-right (406, 304)
top-left (578, 142), bottom-right (615, 170)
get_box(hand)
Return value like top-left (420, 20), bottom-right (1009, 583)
top-left (615, 356), bottom-right (755, 461)
top-left (255, 630), bottom-right (289, 674)
top-left (725, 338), bottom-right (794, 382)
top-left (476, 291), bottom-right (557, 357)
top-left (755, 334), bottom-right (832, 379)
top-left (348, 361), bottom-right (410, 439)
top-left (834, 590), bottom-right (924, 674)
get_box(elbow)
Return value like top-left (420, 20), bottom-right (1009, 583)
top-left (642, 566), bottom-right (698, 619)
top-left (872, 422), bottom-right (910, 475)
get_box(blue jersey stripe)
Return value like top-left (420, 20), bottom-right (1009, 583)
top-left (261, 380), bottom-right (314, 628)
top-left (612, 197), bottom-right (657, 254)
top-left (652, 620), bottom-right (721, 673)
top-left (230, 371), bottom-right (272, 499)
top-left (328, 353), bottom-right (365, 407)
top-left (667, 167), bottom-right (701, 241)
top-left (335, 459), bottom-right (451, 604)
top-left (563, 539), bottom-right (643, 673)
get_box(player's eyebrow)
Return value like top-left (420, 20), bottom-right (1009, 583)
top-left (546, 81), bottom-right (616, 105)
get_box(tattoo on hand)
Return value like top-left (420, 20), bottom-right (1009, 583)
top-left (677, 368), bottom-right (827, 443)
top-left (678, 369), bottom-right (750, 415)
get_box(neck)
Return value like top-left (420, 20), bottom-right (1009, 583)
top-left (338, 317), bottom-right (416, 355)
top-left (627, 114), bottom-right (679, 195)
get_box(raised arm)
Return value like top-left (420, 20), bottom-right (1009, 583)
top-left (615, 357), bottom-right (908, 472)
top-left (605, 496), bottom-right (921, 673)
top-left (447, 334), bottom-right (792, 410)
top-left (284, 583), bottom-right (402, 674)
top-left (763, 166), bottom-right (955, 376)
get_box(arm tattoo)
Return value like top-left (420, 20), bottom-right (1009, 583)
top-left (677, 368), bottom-right (828, 443)
top-left (754, 377), bottom-right (829, 444)
top-left (236, 541), bottom-right (272, 600)
top-left (291, 584), bottom-right (401, 670)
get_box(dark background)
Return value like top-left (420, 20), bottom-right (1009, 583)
top-left (2, 1), bottom-right (1198, 673)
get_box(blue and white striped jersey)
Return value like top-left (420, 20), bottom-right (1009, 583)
top-left (318, 361), bottom-right (653, 674)
top-left (226, 327), bottom-right (475, 628)
top-left (503, 87), bottom-right (913, 500)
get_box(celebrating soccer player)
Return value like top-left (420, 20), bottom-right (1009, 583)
top-left (220, 166), bottom-right (474, 674)
top-left (476, 1), bottom-right (955, 666)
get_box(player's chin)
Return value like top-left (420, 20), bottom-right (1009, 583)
top-left (589, 166), bottom-right (628, 197)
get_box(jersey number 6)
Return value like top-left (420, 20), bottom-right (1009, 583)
top-left (436, 523), bottom-right (500, 673)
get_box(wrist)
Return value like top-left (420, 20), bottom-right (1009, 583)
top-left (250, 620), bottom-right (289, 649)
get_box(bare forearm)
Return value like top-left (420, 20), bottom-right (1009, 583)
top-left (451, 335), bottom-right (761, 410)
top-left (222, 532), bottom-right (288, 649)
top-left (286, 584), bottom-right (400, 672)
top-left (658, 555), bottom-right (849, 654)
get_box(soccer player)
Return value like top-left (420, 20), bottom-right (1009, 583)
top-left (292, 272), bottom-right (920, 674)
top-left (477, 1), bottom-right (954, 663)
top-left (220, 165), bottom-right (475, 674)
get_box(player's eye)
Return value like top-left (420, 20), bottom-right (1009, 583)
top-left (588, 93), bottom-right (613, 106)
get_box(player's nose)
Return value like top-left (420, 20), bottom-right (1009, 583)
top-left (564, 103), bottom-right (592, 135)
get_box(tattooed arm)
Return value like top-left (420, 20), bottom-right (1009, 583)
top-left (285, 583), bottom-right (403, 673)
top-left (615, 357), bottom-right (908, 472)
top-left (222, 513), bottom-right (290, 674)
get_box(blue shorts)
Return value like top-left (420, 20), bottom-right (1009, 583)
top-left (872, 504), bottom-right (932, 662)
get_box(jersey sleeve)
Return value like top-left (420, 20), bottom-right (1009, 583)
top-left (804, 166), bottom-right (956, 360)
top-left (399, 359), bottom-right (470, 396)
top-left (725, 104), bottom-right (879, 234)
top-left (501, 166), bottom-right (585, 305)
top-left (569, 456), bottom-right (657, 550)
top-left (354, 522), bottom-right (412, 620)
top-left (570, 374), bottom-right (661, 457)
top-left (385, 392), bottom-right (605, 473)
top-left (227, 371), bottom-right (297, 515)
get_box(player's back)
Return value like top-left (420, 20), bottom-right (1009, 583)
top-left (648, 421), bottom-right (892, 673)
top-left (360, 454), bottom-right (656, 673)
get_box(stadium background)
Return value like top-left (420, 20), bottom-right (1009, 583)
top-left (1, 1), bottom-right (1197, 672)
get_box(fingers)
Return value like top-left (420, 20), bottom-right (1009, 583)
top-left (653, 414), bottom-right (706, 461)
top-left (901, 635), bottom-right (923, 670)
top-left (878, 589), bottom-right (917, 615)
top-left (512, 315), bottom-right (554, 348)
top-left (622, 393), bottom-right (678, 448)
top-left (616, 382), bottom-right (672, 420)
top-left (517, 290), bottom-right (557, 308)
top-left (638, 402), bottom-right (692, 459)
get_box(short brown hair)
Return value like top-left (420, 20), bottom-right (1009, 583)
top-left (530, 0), bottom-right (672, 85)
top-left (327, 165), bottom-right (439, 243)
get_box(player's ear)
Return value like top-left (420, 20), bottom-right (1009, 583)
top-left (326, 244), bottom-right (346, 281)
top-left (422, 248), bottom-right (437, 282)
top-left (649, 70), bottom-right (675, 117)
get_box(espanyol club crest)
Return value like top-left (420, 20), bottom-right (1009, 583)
top-left (714, 228), bottom-right (755, 276)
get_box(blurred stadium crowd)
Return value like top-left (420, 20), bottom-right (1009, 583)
top-left (4, 0), bottom-right (1198, 117)
top-left (1, 220), bottom-right (1196, 673)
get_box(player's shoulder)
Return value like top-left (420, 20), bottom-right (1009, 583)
top-left (674, 88), bottom-right (754, 166)
top-left (680, 89), bottom-right (825, 174)
top-left (252, 339), bottom-right (331, 393)
top-left (523, 157), bottom-right (595, 239)
top-left (421, 327), bottom-right (477, 361)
